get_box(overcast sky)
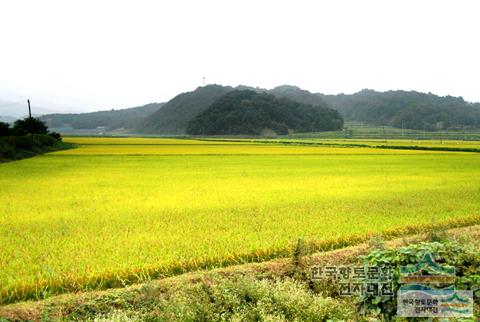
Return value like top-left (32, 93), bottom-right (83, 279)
top-left (0, 0), bottom-right (479, 113)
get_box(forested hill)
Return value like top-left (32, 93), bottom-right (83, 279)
top-left (271, 85), bottom-right (480, 131)
top-left (269, 85), bottom-right (326, 107)
top-left (321, 89), bottom-right (480, 130)
top-left (140, 84), bottom-right (331, 134)
top-left (140, 85), bottom-right (235, 134)
top-left (186, 90), bottom-right (343, 135)
top-left (41, 103), bottom-right (163, 131)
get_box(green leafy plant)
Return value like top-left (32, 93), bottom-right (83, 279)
top-left (359, 240), bottom-right (480, 320)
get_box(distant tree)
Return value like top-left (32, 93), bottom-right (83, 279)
top-left (12, 117), bottom-right (49, 135)
top-left (0, 122), bottom-right (11, 136)
top-left (48, 131), bottom-right (62, 141)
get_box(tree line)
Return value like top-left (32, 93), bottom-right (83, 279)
top-left (0, 117), bottom-right (61, 139)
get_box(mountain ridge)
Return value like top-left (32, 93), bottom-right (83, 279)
top-left (30, 84), bottom-right (480, 134)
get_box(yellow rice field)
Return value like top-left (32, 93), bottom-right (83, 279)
top-left (1, 137), bottom-right (479, 303)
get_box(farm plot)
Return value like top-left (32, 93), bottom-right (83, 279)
top-left (1, 137), bottom-right (479, 303)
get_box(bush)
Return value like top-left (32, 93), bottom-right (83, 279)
top-left (63, 274), bottom-right (355, 321)
top-left (0, 134), bottom-right (70, 162)
top-left (0, 122), bottom-right (10, 136)
top-left (0, 140), bottom-right (16, 160)
top-left (0, 117), bottom-right (64, 161)
top-left (48, 131), bottom-right (62, 141)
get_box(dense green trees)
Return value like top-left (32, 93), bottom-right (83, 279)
top-left (270, 86), bottom-right (480, 131)
top-left (1, 118), bottom-right (54, 136)
top-left (0, 134), bottom-right (69, 162)
top-left (186, 90), bottom-right (343, 135)
top-left (12, 117), bottom-right (49, 135)
top-left (0, 117), bottom-right (67, 161)
top-left (0, 122), bottom-right (10, 136)
top-left (0, 117), bottom-right (62, 140)
top-left (319, 89), bottom-right (480, 130)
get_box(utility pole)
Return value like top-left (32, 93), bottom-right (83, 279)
top-left (202, 76), bottom-right (206, 87)
top-left (27, 99), bottom-right (32, 118)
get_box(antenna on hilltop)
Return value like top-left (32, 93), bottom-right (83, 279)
top-left (27, 99), bottom-right (32, 118)
top-left (202, 75), bottom-right (206, 87)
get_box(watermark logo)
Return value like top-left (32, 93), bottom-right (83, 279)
top-left (310, 251), bottom-right (474, 318)
top-left (397, 252), bottom-right (473, 318)
top-left (397, 286), bottom-right (473, 317)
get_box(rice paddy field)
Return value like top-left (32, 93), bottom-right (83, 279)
top-left (1, 137), bottom-right (480, 304)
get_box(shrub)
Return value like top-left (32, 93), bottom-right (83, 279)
top-left (0, 134), bottom-right (69, 162)
top-left (56, 274), bottom-right (355, 321)
top-left (48, 131), bottom-right (62, 141)
top-left (0, 122), bottom-right (10, 136)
